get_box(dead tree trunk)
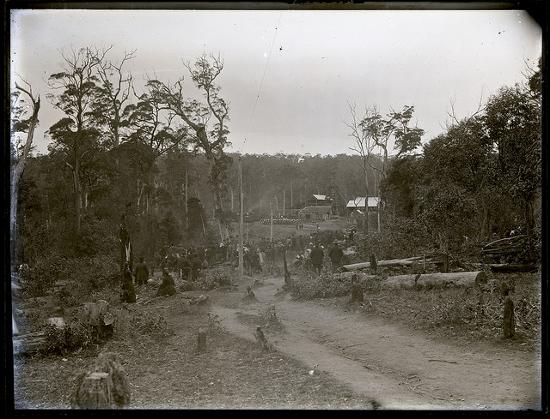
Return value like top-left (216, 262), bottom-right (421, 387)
top-left (10, 82), bottom-right (40, 269)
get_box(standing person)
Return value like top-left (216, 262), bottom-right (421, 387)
top-left (134, 256), bottom-right (150, 286)
top-left (258, 248), bottom-right (266, 273)
top-left (310, 244), bottom-right (324, 275)
top-left (121, 263), bottom-right (136, 303)
top-left (329, 242), bottom-right (344, 272)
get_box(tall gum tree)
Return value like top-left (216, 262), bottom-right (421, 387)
top-left (47, 47), bottom-right (109, 234)
top-left (148, 54), bottom-right (231, 232)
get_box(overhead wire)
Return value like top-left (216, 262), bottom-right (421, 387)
top-left (240, 11), bottom-right (283, 154)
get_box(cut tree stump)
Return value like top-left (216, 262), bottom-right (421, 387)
top-left (71, 352), bottom-right (130, 409)
top-left (255, 326), bottom-right (270, 351)
top-left (350, 283), bottom-right (364, 303)
top-left (197, 328), bottom-right (207, 353)
top-left (75, 372), bottom-right (113, 409)
top-left (382, 271), bottom-right (488, 289)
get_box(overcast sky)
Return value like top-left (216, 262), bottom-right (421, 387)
top-left (10, 9), bottom-right (541, 156)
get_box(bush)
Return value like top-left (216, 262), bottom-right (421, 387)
top-left (43, 320), bottom-right (93, 355)
top-left (20, 252), bottom-right (67, 297)
top-left (292, 270), bottom-right (351, 300)
top-left (114, 309), bottom-right (173, 341)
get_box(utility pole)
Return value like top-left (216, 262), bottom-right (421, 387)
top-left (239, 157), bottom-right (244, 281)
top-left (290, 181), bottom-right (293, 210)
top-left (283, 189), bottom-right (286, 216)
top-left (270, 200), bottom-right (273, 243)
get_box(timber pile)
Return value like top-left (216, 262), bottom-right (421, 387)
top-left (13, 331), bottom-right (47, 355)
top-left (382, 271), bottom-right (488, 289)
top-left (481, 235), bottom-right (527, 261)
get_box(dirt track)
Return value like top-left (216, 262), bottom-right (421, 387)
top-left (211, 275), bottom-right (541, 410)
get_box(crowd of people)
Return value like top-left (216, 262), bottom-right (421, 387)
top-left (119, 228), bottom-right (351, 302)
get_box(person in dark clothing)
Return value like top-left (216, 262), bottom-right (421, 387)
top-left (134, 256), bottom-right (149, 286)
top-left (181, 251), bottom-right (192, 282)
top-left (157, 268), bottom-right (177, 297)
top-left (121, 263), bottom-right (136, 303)
top-left (190, 250), bottom-right (203, 282)
top-left (310, 245), bottom-right (324, 275)
top-left (329, 242), bottom-right (344, 272)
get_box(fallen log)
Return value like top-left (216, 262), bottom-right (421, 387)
top-left (13, 331), bottom-right (47, 355)
top-left (382, 271), bottom-right (488, 289)
top-left (343, 256), bottom-right (434, 272)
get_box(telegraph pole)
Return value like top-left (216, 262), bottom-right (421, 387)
top-left (270, 200), bottom-right (273, 243)
top-left (239, 157), bottom-right (244, 280)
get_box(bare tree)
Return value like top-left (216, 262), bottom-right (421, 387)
top-left (147, 54), bottom-right (231, 228)
top-left (10, 79), bottom-right (40, 269)
top-left (95, 49), bottom-right (136, 147)
top-left (346, 103), bottom-right (376, 233)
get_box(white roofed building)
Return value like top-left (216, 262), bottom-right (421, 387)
top-left (346, 196), bottom-right (381, 210)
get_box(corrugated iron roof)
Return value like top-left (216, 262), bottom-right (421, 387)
top-left (346, 197), bottom-right (380, 208)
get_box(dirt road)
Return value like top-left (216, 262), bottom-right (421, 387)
top-left (211, 275), bottom-right (541, 410)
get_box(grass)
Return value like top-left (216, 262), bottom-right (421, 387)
top-left (13, 279), bottom-right (376, 409)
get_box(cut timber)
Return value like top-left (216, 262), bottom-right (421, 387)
top-left (13, 331), bottom-right (46, 355)
top-left (343, 256), bottom-right (434, 272)
top-left (383, 271), bottom-right (488, 289)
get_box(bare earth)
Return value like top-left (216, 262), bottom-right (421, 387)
top-left (210, 275), bottom-right (541, 410)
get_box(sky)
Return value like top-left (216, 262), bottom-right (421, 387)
top-left (10, 8), bottom-right (542, 156)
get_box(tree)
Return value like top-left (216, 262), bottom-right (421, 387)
top-left (347, 104), bottom-right (377, 233)
top-left (94, 50), bottom-right (135, 148)
top-left (10, 80), bottom-right (41, 269)
top-left (147, 54), bottom-right (231, 231)
top-left (47, 47), bottom-right (109, 234)
top-left (483, 81), bottom-right (541, 258)
top-left (348, 103), bottom-right (424, 232)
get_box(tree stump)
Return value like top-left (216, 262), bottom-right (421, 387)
top-left (255, 326), bottom-right (270, 351)
top-left (75, 372), bottom-right (113, 409)
top-left (197, 327), bottom-right (207, 353)
top-left (369, 254), bottom-right (378, 274)
top-left (71, 352), bottom-right (130, 409)
top-left (351, 283), bottom-right (364, 303)
top-left (503, 296), bottom-right (515, 339)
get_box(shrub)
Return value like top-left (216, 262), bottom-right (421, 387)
top-left (292, 270), bottom-right (352, 300)
top-left (114, 309), bottom-right (173, 341)
top-left (19, 253), bottom-right (67, 297)
top-left (43, 319), bottom-right (93, 355)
